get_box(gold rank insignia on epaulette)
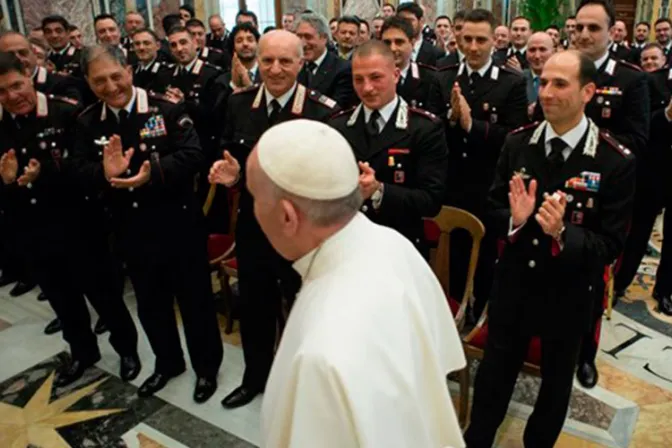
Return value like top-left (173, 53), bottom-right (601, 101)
top-left (49, 95), bottom-right (79, 106)
top-left (600, 130), bottom-right (632, 157)
top-left (308, 90), bottom-right (337, 109)
top-left (409, 106), bottom-right (439, 122)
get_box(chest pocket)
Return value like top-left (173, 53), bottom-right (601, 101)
top-left (473, 100), bottom-right (502, 124)
top-left (383, 148), bottom-right (413, 185)
top-left (138, 113), bottom-right (170, 157)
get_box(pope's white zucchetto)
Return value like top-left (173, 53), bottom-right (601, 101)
top-left (257, 119), bottom-right (359, 200)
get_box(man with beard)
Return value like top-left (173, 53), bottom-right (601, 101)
top-left (562, 15), bottom-right (577, 48)
top-left (629, 21), bottom-right (651, 65)
top-left (495, 16), bottom-right (531, 70)
top-left (209, 30), bottom-right (338, 409)
top-left (654, 18), bottom-right (672, 65)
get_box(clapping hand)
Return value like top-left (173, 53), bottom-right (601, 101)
top-left (450, 82), bottom-right (462, 122)
top-left (536, 191), bottom-right (567, 238)
top-left (103, 135), bottom-right (134, 180)
top-left (17, 159), bottom-right (41, 186)
top-left (209, 150), bottom-right (241, 186)
top-left (358, 161), bottom-right (379, 200)
top-left (165, 86), bottom-right (185, 103)
top-left (509, 174), bottom-right (537, 227)
top-left (0, 149), bottom-right (18, 185)
top-left (110, 161), bottom-right (151, 189)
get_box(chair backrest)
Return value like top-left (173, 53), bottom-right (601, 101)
top-left (428, 206), bottom-right (486, 323)
top-left (203, 184), bottom-right (241, 237)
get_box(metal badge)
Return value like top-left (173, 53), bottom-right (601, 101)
top-left (602, 108), bottom-right (611, 119)
top-left (597, 96), bottom-right (604, 105)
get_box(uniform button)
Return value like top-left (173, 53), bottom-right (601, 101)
top-left (183, 205), bottom-right (187, 210)
top-left (126, 169), bottom-right (132, 175)
top-left (30, 198), bottom-right (37, 205)
top-left (528, 260), bottom-right (536, 268)
top-left (132, 202), bottom-right (138, 208)
top-left (98, 151), bottom-right (102, 156)
top-left (463, 138), bottom-right (468, 144)
top-left (239, 139), bottom-right (245, 144)
top-left (84, 196), bottom-right (89, 201)
top-left (51, 142), bottom-right (56, 147)
top-left (151, 145), bottom-right (156, 150)
top-left (532, 238), bottom-right (539, 246)
top-left (588, 285), bottom-right (593, 292)
top-left (26, 182), bottom-right (32, 189)
top-left (362, 205), bottom-right (369, 212)
top-left (462, 152), bottom-right (467, 158)
top-left (577, 203), bottom-right (583, 209)
top-left (128, 187), bottom-right (134, 192)
top-left (21, 148), bottom-right (27, 154)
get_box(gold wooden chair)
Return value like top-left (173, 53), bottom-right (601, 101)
top-left (424, 206), bottom-right (486, 330)
top-left (203, 183), bottom-right (240, 334)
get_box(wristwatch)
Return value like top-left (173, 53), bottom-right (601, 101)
top-left (371, 183), bottom-right (384, 209)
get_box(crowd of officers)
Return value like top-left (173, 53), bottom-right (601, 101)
top-left (0, 0), bottom-right (669, 442)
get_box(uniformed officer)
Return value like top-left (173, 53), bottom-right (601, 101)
top-left (380, 16), bottom-right (442, 114)
top-left (329, 40), bottom-right (447, 250)
top-left (436, 8), bottom-right (528, 310)
top-left (0, 31), bottom-right (82, 102)
top-left (165, 26), bottom-right (225, 158)
top-left (493, 16), bottom-right (531, 71)
top-left (436, 10), bottom-right (467, 68)
top-left (571, 0), bottom-right (650, 389)
top-left (186, 19), bottom-right (231, 72)
top-left (122, 11), bottom-right (146, 52)
top-left (295, 13), bottom-right (355, 108)
top-left (206, 14), bottom-right (229, 52)
top-left (131, 28), bottom-right (173, 92)
top-left (94, 14), bottom-right (138, 66)
top-left (654, 18), bottom-right (672, 65)
top-left (42, 15), bottom-right (82, 75)
top-left (70, 45), bottom-right (223, 402)
top-left (397, 3), bottom-right (444, 66)
top-left (614, 61), bottom-right (672, 316)
top-left (209, 30), bottom-right (338, 409)
top-left (608, 20), bottom-right (632, 61)
top-left (0, 52), bottom-right (141, 387)
top-left (464, 50), bottom-right (635, 448)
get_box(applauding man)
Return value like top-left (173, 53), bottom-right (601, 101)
top-left (71, 45), bottom-right (223, 402)
top-left (464, 50), bottom-right (635, 448)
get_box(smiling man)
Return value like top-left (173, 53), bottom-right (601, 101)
top-left (95, 14), bottom-right (138, 65)
top-left (436, 8), bottom-right (528, 311)
top-left (209, 29), bottom-right (338, 410)
top-left (464, 49), bottom-right (635, 448)
top-left (295, 12), bottom-right (354, 107)
top-left (122, 11), bottom-right (145, 51)
top-left (187, 18), bottom-right (231, 71)
top-left (43, 15), bottom-right (81, 74)
top-left (71, 44), bottom-right (223, 402)
top-left (495, 16), bottom-right (531, 70)
top-left (131, 28), bottom-right (172, 92)
top-left (524, 32), bottom-right (555, 105)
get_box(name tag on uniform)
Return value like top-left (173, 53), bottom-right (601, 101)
top-left (571, 211), bottom-right (584, 224)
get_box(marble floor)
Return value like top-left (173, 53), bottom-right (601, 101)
top-left (0, 220), bottom-right (671, 447)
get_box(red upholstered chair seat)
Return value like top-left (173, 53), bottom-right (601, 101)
top-left (424, 219), bottom-right (441, 244)
top-left (223, 257), bottom-right (238, 270)
top-left (448, 297), bottom-right (461, 317)
top-left (207, 234), bottom-right (235, 262)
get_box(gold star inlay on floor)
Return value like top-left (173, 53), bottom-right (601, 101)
top-left (0, 371), bottom-right (125, 448)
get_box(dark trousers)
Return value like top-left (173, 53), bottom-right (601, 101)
top-left (464, 324), bottom-right (582, 448)
top-left (655, 203), bottom-right (672, 296)
top-left (28, 232), bottom-right (137, 362)
top-left (236, 226), bottom-right (301, 390)
top-left (125, 234), bottom-right (223, 378)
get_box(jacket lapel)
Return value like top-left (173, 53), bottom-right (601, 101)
top-left (345, 105), bottom-right (370, 160)
top-left (311, 52), bottom-right (334, 89)
top-left (471, 66), bottom-right (498, 103)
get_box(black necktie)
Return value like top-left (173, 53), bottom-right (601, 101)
top-left (548, 137), bottom-right (566, 174)
top-left (470, 72), bottom-right (480, 85)
top-left (306, 61), bottom-right (317, 73)
top-left (367, 110), bottom-right (381, 136)
top-left (118, 109), bottom-right (129, 126)
top-left (268, 99), bottom-right (281, 125)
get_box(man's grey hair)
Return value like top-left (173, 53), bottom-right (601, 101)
top-left (81, 44), bottom-right (127, 77)
top-left (295, 13), bottom-right (331, 39)
top-left (272, 183), bottom-right (363, 227)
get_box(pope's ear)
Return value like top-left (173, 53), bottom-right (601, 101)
top-left (280, 198), bottom-right (300, 235)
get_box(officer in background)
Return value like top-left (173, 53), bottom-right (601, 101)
top-left (122, 11), bottom-right (145, 52)
top-left (207, 14), bottom-right (229, 51)
top-left (71, 45), bottom-right (223, 402)
top-left (614, 50), bottom-right (671, 314)
top-left (397, 3), bottom-right (444, 66)
top-left (572, 0), bottom-right (650, 389)
top-left (186, 19), bottom-right (231, 72)
top-left (160, 14), bottom-right (182, 61)
top-left (165, 26), bottom-right (225, 159)
top-left (381, 16), bottom-right (442, 114)
top-left (43, 15), bottom-right (81, 74)
top-left (562, 16), bottom-right (577, 49)
top-left (437, 8), bottom-right (528, 311)
top-left (131, 28), bottom-right (173, 92)
top-left (0, 52), bottom-right (141, 387)
top-left (94, 14), bottom-right (138, 65)
top-left (0, 32), bottom-right (82, 110)
top-left (494, 16), bottom-right (531, 71)
top-left (436, 10), bottom-right (467, 68)
top-left (608, 20), bottom-right (632, 61)
top-left (464, 49), bottom-right (635, 448)
top-left (654, 18), bottom-right (672, 65)
top-left (295, 13), bottom-right (355, 108)
top-left (329, 41), bottom-right (447, 251)
top-left (209, 30), bottom-right (338, 409)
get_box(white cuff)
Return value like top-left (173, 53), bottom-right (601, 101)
top-left (508, 217), bottom-right (526, 237)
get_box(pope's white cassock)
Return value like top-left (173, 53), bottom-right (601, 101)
top-left (261, 213), bottom-right (466, 448)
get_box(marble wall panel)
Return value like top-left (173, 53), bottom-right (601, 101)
top-left (19, 0), bottom-right (97, 44)
top-left (283, 0), bottom-right (308, 15)
top-left (342, 0), bottom-right (379, 21)
top-left (151, 0), bottom-right (179, 37)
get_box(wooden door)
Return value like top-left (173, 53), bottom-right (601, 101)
top-left (613, 0), bottom-right (638, 41)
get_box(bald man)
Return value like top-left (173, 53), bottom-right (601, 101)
top-left (210, 30), bottom-right (339, 409)
top-left (524, 32), bottom-right (555, 104)
top-left (494, 25), bottom-right (510, 50)
top-left (609, 20), bottom-right (633, 60)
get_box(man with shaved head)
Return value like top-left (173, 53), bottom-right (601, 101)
top-left (209, 29), bottom-right (339, 409)
top-left (609, 19), bottom-right (632, 60)
top-left (465, 49), bottom-right (635, 448)
top-left (255, 120), bottom-right (465, 447)
top-left (524, 32), bottom-right (555, 106)
top-left (494, 25), bottom-right (510, 50)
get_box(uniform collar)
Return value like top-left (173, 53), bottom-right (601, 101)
top-left (595, 51), bottom-right (610, 70)
top-left (363, 95), bottom-right (398, 125)
top-left (400, 62), bottom-right (411, 81)
top-left (466, 58), bottom-right (493, 77)
top-left (181, 57), bottom-right (199, 72)
top-left (544, 114), bottom-right (589, 152)
top-left (264, 82), bottom-right (297, 110)
top-left (140, 56), bottom-right (157, 70)
top-left (108, 87), bottom-right (137, 118)
top-left (53, 43), bottom-right (72, 55)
